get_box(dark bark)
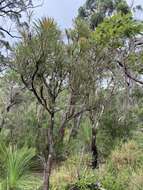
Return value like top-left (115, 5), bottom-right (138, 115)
top-left (117, 60), bottom-right (143, 85)
top-left (91, 127), bottom-right (98, 169)
top-left (0, 107), bottom-right (11, 132)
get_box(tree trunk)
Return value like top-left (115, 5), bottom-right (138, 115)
top-left (59, 92), bottom-right (76, 139)
top-left (43, 153), bottom-right (52, 190)
top-left (43, 112), bottom-right (54, 190)
top-left (91, 127), bottom-right (98, 169)
top-left (89, 107), bottom-right (104, 169)
top-left (68, 115), bottom-right (82, 142)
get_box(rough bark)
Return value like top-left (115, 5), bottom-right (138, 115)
top-left (43, 153), bottom-right (52, 190)
top-left (91, 127), bottom-right (98, 169)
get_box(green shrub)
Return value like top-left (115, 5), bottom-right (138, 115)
top-left (0, 143), bottom-right (42, 190)
top-left (98, 140), bottom-right (143, 190)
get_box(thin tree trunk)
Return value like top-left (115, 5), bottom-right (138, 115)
top-left (91, 127), bottom-right (98, 169)
top-left (68, 115), bottom-right (82, 142)
top-left (89, 106), bottom-right (104, 169)
top-left (0, 108), bottom-right (10, 132)
top-left (43, 112), bottom-right (54, 190)
top-left (59, 92), bottom-right (76, 139)
top-left (43, 153), bottom-right (52, 190)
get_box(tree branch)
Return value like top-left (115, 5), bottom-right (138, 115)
top-left (117, 60), bottom-right (143, 85)
top-left (0, 27), bottom-right (21, 38)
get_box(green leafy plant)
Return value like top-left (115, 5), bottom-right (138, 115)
top-left (0, 143), bottom-right (41, 190)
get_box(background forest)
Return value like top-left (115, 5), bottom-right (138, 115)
top-left (0, 0), bottom-right (143, 190)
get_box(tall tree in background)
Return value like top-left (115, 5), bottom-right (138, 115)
top-left (78, 0), bottom-right (131, 29)
top-left (76, 0), bottom-right (143, 168)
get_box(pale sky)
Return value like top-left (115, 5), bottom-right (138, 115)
top-left (34, 0), bottom-right (143, 30)
top-left (34, 0), bottom-right (85, 29)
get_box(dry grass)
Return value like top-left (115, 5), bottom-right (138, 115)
top-left (111, 141), bottom-right (142, 170)
top-left (129, 170), bottom-right (143, 190)
top-left (50, 153), bottom-right (93, 190)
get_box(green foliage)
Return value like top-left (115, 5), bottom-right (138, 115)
top-left (0, 142), bottom-right (41, 190)
top-left (97, 104), bottom-right (136, 158)
top-left (78, 119), bottom-right (92, 147)
top-left (14, 17), bottom-right (66, 89)
top-left (74, 19), bottom-right (91, 39)
top-left (92, 13), bottom-right (142, 46)
top-left (51, 153), bottom-right (94, 190)
top-left (116, 0), bottom-right (130, 14)
top-left (78, 0), bottom-right (130, 29)
top-left (98, 140), bottom-right (143, 190)
top-left (66, 176), bottom-right (97, 190)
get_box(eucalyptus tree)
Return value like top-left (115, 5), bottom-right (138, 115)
top-left (91, 12), bottom-right (143, 84)
top-left (67, 8), bottom-right (143, 167)
top-left (77, 0), bottom-right (143, 84)
top-left (78, 0), bottom-right (130, 29)
top-left (93, 10), bottom-right (143, 152)
top-left (65, 18), bottom-right (117, 168)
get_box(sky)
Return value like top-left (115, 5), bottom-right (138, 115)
top-left (34, 0), bottom-right (85, 29)
top-left (34, 0), bottom-right (143, 30)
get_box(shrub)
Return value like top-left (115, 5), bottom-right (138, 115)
top-left (0, 143), bottom-right (42, 190)
top-left (98, 140), bottom-right (143, 190)
top-left (110, 141), bottom-right (143, 171)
